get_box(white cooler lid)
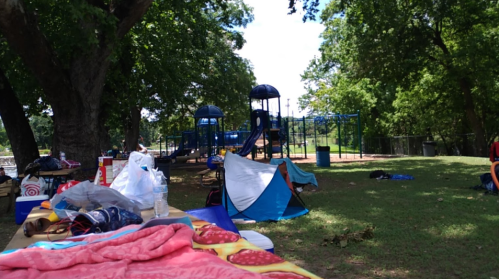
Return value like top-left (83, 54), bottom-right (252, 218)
top-left (16, 195), bottom-right (49, 202)
top-left (240, 230), bottom-right (274, 250)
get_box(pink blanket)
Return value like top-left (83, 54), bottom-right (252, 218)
top-left (0, 224), bottom-right (269, 279)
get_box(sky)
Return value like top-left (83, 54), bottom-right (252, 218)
top-left (235, 0), bottom-right (325, 118)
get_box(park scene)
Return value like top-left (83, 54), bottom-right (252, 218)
top-left (1, 1), bottom-right (499, 278)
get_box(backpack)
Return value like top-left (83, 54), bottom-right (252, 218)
top-left (205, 188), bottom-right (222, 207)
top-left (35, 156), bottom-right (62, 171)
top-left (369, 170), bottom-right (391, 179)
top-left (479, 173), bottom-right (498, 194)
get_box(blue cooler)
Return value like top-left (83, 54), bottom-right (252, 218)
top-left (15, 195), bottom-right (49, 224)
top-left (240, 230), bottom-right (275, 254)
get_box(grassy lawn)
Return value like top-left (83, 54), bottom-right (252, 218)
top-left (1, 156), bottom-right (498, 278)
top-left (168, 156), bottom-right (499, 278)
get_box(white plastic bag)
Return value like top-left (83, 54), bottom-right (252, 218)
top-left (51, 180), bottom-right (142, 219)
top-left (21, 174), bottom-right (47, 196)
top-left (110, 152), bottom-right (160, 210)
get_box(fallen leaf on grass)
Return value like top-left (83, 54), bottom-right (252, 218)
top-left (467, 197), bottom-right (474, 200)
top-left (326, 220), bottom-right (332, 224)
top-left (324, 226), bottom-right (375, 248)
top-left (437, 198), bottom-right (443, 202)
top-left (295, 239), bottom-right (303, 244)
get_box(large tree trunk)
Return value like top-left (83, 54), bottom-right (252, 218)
top-left (0, 0), bottom-right (153, 168)
top-left (459, 77), bottom-right (488, 156)
top-left (0, 68), bottom-right (40, 174)
top-left (124, 106), bottom-right (142, 154)
top-left (432, 30), bottom-right (488, 157)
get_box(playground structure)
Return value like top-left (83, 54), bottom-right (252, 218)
top-left (237, 84), bottom-right (285, 160)
top-left (283, 111), bottom-right (363, 159)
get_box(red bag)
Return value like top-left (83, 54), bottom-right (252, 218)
top-left (57, 180), bottom-right (81, 194)
top-left (61, 160), bottom-right (81, 169)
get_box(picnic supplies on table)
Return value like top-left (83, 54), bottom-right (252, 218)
top-left (110, 151), bottom-right (163, 210)
top-left (51, 180), bottom-right (141, 220)
top-left (20, 174), bottom-right (47, 196)
top-left (34, 156), bottom-right (62, 171)
top-left (70, 206), bottom-right (143, 236)
top-left (61, 160), bottom-right (81, 169)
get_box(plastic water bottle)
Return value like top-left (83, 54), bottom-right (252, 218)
top-left (153, 174), bottom-right (169, 217)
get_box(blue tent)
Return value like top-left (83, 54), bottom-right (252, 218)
top-left (223, 151), bottom-right (308, 221)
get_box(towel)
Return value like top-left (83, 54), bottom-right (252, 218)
top-left (270, 158), bottom-right (318, 187)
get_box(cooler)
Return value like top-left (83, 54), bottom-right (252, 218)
top-left (240, 230), bottom-right (275, 254)
top-left (15, 195), bottom-right (49, 225)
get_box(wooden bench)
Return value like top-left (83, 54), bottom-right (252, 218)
top-left (0, 179), bottom-right (20, 213)
top-left (174, 150), bottom-right (200, 164)
top-left (197, 168), bottom-right (220, 188)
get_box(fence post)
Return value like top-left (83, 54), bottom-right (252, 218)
top-left (357, 110), bottom-right (362, 158)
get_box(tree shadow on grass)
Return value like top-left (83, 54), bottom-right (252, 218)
top-left (240, 157), bottom-right (499, 279)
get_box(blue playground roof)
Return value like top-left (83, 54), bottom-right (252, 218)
top-left (194, 105), bottom-right (225, 118)
top-left (249, 84), bottom-right (280, 99)
top-left (197, 118), bottom-right (218, 126)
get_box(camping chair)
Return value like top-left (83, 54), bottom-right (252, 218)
top-left (277, 161), bottom-right (306, 206)
top-left (185, 205), bottom-right (274, 253)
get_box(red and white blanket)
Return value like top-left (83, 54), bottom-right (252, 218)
top-left (0, 224), bottom-right (269, 279)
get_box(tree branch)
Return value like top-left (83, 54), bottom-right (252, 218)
top-left (0, 0), bottom-right (70, 104)
top-left (113, 0), bottom-right (154, 39)
top-left (84, 0), bottom-right (108, 11)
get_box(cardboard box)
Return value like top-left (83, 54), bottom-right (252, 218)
top-left (15, 195), bottom-right (49, 225)
top-left (98, 156), bottom-right (113, 186)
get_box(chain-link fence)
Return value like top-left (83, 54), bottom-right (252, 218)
top-left (363, 134), bottom-right (477, 156)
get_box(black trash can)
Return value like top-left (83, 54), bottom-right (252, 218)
top-left (155, 157), bottom-right (171, 184)
top-left (316, 146), bottom-right (331, 167)
top-left (422, 141), bottom-right (436, 157)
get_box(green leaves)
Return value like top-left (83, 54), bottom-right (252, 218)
top-left (302, 0), bottom-right (499, 149)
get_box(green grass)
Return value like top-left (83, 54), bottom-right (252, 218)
top-left (2, 156), bottom-right (498, 279)
top-left (168, 156), bottom-right (499, 278)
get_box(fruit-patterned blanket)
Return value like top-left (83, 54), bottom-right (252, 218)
top-left (0, 223), bottom-right (269, 279)
top-left (0, 221), bottom-right (320, 279)
top-left (192, 220), bottom-right (320, 279)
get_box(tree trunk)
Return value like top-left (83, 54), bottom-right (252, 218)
top-left (459, 77), bottom-right (488, 156)
top-left (124, 106), bottom-right (142, 154)
top-left (0, 0), bottom-right (153, 168)
top-left (0, 68), bottom-right (40, 174)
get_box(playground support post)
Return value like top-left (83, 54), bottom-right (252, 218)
top-left (357, 110), bottom-right (362, 158)
top-left (314, 119), bottom-right (317, 148)
top-left (337, 112), bottom-right (342, 158)
top-left (302, 116), bottom-right (307, 159)
top-left (284, 116), bottom-right (290, 158)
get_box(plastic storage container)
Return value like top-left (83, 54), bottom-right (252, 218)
top-left (316, 146), bottom-right (331, 167)
top-left (240, 230), bottom-right (275, 254)
top-left (15, 195), bottom-right (49, 224)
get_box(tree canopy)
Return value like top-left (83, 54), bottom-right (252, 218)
top-left (0, 0), bottom-right (256, 171)
top-left (300, 0), bottom-right (499, 155)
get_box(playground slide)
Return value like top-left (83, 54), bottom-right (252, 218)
top-left (237, 126), bottom-right (263, 156)
top-left (166, 142), bottom-right (184, 159)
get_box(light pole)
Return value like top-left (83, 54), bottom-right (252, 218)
top-left (286, 98), bottom-right (290, 118)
